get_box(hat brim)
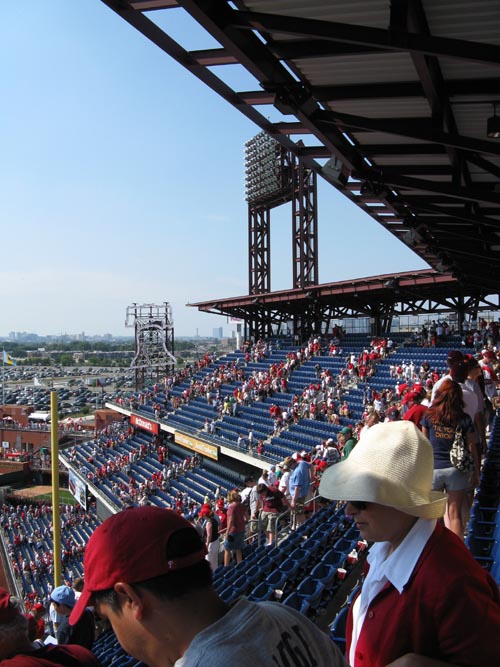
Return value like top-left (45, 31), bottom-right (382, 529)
top-left (69, 588), bottom-right (92, 626)
top-left (319, 460), bottom-right (446, 519)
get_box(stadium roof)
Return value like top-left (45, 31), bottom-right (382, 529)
top-left (101, 0), bottom-right (500, 318)
top-left (188, 269), bottom-right (499, 324)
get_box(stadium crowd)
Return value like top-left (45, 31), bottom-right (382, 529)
top-left (1, 325), bottom-right (500, 666)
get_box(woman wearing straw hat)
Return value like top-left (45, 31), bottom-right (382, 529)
top-left (319, 420), bottom-right (500, 667)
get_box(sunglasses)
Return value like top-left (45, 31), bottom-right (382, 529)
top-left (349, 501), bottom-right (368, 510)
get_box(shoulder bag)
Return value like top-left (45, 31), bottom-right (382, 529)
top-left (449, 425), bottom-right (474, 474)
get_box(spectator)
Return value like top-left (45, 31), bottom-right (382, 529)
top-left (25, 603), bottom-right (46, 642)
top-left (256, 483), bottom-right (286, 546)
top-left (51, 585), bottom-right (95, 650)
top-left (421, 379), bottom-right (479, 538)
top-left (223, 491), bottom-right (247, 566)
top-left (68, 507), bottom-right (345, 667)
top-left (402, 391), bottom-right (427, 430)
top-left (72, 577), bottom-right (85, 600)
top-left (464, 354), bottom-right (487, 456)
top-left (358, 412), bottom-right (380, 440)
top-left (283, 455), bottom-right (310, 529)
top-left (324, 438), bottom-right (341, 466)
top-left (319, 420), bottom-right (500, 667)
top-left (0, 588), bottom-right (100, 666)
top-left (340, 426), bottom-right (357, 459)
top-left (278, 464), bottom-right (291, 503)
top-left (429, 350), bottom-right (464, 404)
top-left (198, 504), bottom-right (220, 572)
top-left (257, 469), bottom-right (269, 487)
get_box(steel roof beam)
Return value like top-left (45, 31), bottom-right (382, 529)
top-left (230, 10), bottom-right (500, 65)
top-left (270, 39), bottom-right (388, 60)
top-left (359, 144), bottom-right (446, 156)
top-left (312, 78), bottom-right (500, 102)
top-left (384, 174), bottom-right (500, 207)
top-left (315, 110), bottom-right (500, 158)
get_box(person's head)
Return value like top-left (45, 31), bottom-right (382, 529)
top-left (72, 578), bottom-right (84, 594)
top-left (482, 350), bottom-right (496, 363)
top-left (428, 379), bottom-right (465, 424)
top-left (283, 456), bottom-right (297, 471)
top-left (319, 421), bottom-right (446, 548)
top-left (340, 426), bottom-right (352, 438)
top-left (401, 391), bottom-right (417, 406)
top-left (69, 508), bottom-right (211, 660)
top-left (227, 490), bottom-right (241, 503)
top-left (365, 411), bottom-right (380, 426)
top-left (50, 585), bottom-right (75, 617)
top-left (198, 503), bottom-right (213, 519)
top-left (32, 603), bottom-right (45, 618)
top-left (0, 589), bottom-right (30, 659)
top-left (244, 475), bottom-right (255, 487)
top-left (465, 354), bottom-right (482, 380)
top-left (449, 359), bottom-right (467, 384)
top-left (446, 350), bottom-right (464, 367)
top-left (256, 483), bottom-right (268, 495)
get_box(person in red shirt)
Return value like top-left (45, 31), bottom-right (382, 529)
top-left (223, 490), bottom-right (247, 566)
top-left (319, 421), bottom-right (500, 667)
top-left (256, 484), bottom-right (286, 545)
top-left (27, 602), bottom-right (46, 641)
top-left (402, 390), bottom-right (428, 430)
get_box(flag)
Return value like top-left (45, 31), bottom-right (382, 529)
top-left (96, 379), bottom-right (104, 390)
top-left (3, 351), bottom-right (16, 366)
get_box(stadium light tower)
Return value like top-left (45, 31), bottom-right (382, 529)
top-left (125, 302), bottom-right (176, 391)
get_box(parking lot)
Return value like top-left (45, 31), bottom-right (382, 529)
top-left (2, 366), bottom-right (135, 416)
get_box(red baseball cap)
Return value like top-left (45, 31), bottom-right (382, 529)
top-left (69, 507), bottom-right (206, 626)
top-left (402, 391), bottom-right (417, 405)
top-left (0, 588), bottom-right (18, 623)
top-left (198, 503), bottom-right (212, 517)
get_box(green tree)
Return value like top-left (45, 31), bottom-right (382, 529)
top-left (60, 354), bottom-right (73, 366)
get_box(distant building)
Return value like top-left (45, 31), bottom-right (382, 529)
top-left (212, 327), bottom-right (223, 339)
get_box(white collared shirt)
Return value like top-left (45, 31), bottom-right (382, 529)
top-left (349, 518), bottom-right (436, 667)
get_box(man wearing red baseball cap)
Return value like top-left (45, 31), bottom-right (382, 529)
top-left (0, 588), bottom-right (100, 666)
top-left (70, 506), bottom-right (345, 667)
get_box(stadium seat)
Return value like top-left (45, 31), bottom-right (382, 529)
top-left (330, 606), bottom-right (349, 654)
top-left (282, 591), bottom-right (310, 616)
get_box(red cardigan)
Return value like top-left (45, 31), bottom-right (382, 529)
top-left (347, 522), bottom-right (500, 666)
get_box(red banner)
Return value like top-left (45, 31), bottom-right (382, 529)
top-left (131, 414), bottom-right (159, 435)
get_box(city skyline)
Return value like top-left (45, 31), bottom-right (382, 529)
top-left (2, 2), bottom-right (428, 337)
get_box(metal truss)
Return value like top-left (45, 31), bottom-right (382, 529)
top-left (248, 205), bottom-right (271, 295)
top-left (101, 0), bottom-right (500, 337)
top-left (292, 160), bottom-right (318, 289)
top-left (125, 302), bottom-right (176, 391)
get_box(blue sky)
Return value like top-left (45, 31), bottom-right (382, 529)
top-left (1, 1), bottom-right (428, 337)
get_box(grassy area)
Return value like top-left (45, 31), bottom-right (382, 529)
top-left (36, 489), bottom-right (77, 505)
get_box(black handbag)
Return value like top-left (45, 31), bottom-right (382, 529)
top-left (449, 425), bottom-right (474, 473)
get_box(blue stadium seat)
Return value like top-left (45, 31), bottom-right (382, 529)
top-left (330, 606), bottom-right (349, 654)
top-left (282, 591), bottom-right (310, 616)
top-left (247, 581), bottom-right (276, 602)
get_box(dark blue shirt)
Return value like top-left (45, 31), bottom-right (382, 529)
top-left (421, 414), bottom-right (474, 469)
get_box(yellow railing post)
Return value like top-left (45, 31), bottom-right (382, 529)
top-left (50, 391), bottom-right (62, 587)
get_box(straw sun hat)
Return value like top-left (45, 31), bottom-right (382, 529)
top-left (319, 421), bottom-right (446, 519)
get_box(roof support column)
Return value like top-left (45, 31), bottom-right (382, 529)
top-left (292, 159), bottom-right (318, 289)
top-left (248, 205), bottom-right (271, 295)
